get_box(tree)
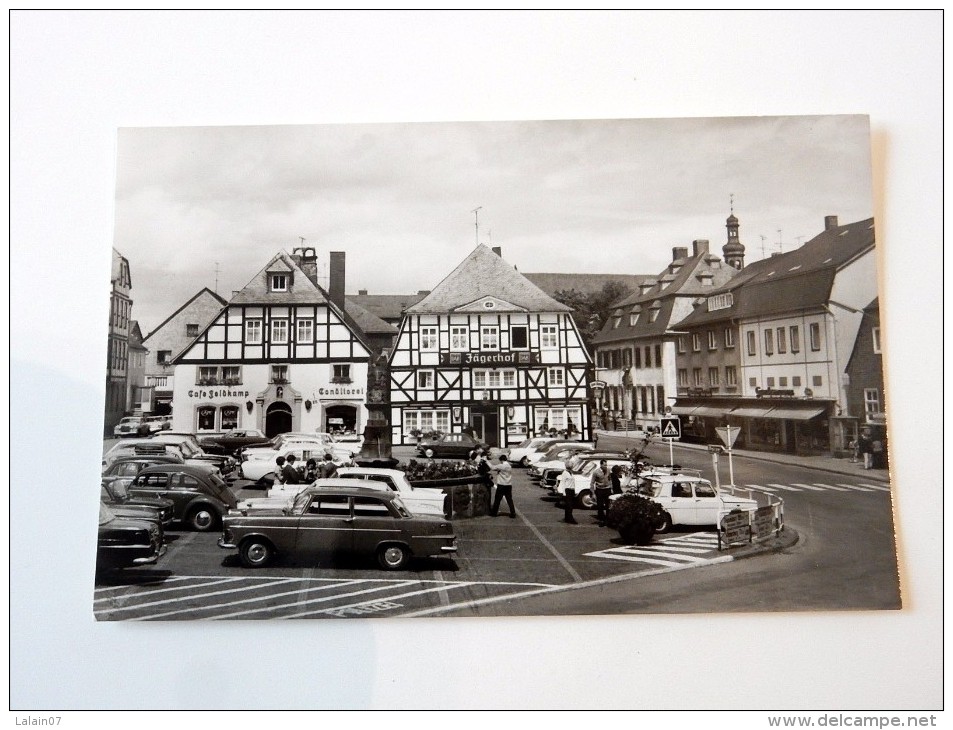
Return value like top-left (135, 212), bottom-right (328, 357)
top-left (554, 281), bottom-right (632, 350)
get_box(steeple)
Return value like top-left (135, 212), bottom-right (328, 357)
top-left (722, 194), bottom-right (745, 270)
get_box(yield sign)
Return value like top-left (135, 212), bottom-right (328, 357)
top-left (659, 416), bottom-right (681, 439)
top-left (715, 425), bottom-right (740, 449)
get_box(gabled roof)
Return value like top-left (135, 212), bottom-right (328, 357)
top-left (343, 298), bottom-right (398, 336)
top-left (143, 287), bottom-right (228, 342)
top-left (346, 293), bottom-right (426, 321)
top-left (406, 244), bottom-right (571, 314)
top-left (230, 251), bottom-right (330, 306)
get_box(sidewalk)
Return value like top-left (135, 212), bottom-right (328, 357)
top-left (592, 429), bottom-right (891, 484)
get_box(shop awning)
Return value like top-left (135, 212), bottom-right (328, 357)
top-left (670, 405), bottom-right (697, 415)
top-left (691, 405), bottom-right (732, 418)
top-left (762, 407), bottom-right (826, 421)
top-left (729, 406), bottom-right (774, 418)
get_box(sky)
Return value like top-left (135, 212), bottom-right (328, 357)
top-left (113, 114), bottom-right (874, 335)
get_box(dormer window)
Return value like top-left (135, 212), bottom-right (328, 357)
top-left (270, 274), bottom-right (288, 292)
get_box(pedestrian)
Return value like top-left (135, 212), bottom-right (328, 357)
top-left (304, 458), bottom-right (319, 482)
top-left (472, 448), bottom-right (493, 511)
top-left (610, 464), bottom-right (624, 495)
top-left (591, 459), bottom-right (612, 526)
top-left (319, 453), bottom-right (339, 479)
top-left (858, 429), bottom-right (874, 470)
top-left (281, 454), bottom-right (301, 485)
top-left (488, 453), bottom-right (516, 518)
top-left (273, 456), bottom-right (287, 485)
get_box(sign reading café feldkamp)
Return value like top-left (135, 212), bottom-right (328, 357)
top-left (439, 351), bottom-right (541, 366)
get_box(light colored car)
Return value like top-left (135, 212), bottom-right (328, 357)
top-left (238, 444), bottom-right (353, 482)
top-left (554, 456), bottom-right (633, 509)
top-left (505, 438), bottom-right (559, 467)
top-left (525, 441), bottom-right (593, 467)
top-left (113, 416), bottom-right (147, 438)
top-left (614, 471), bottom-right (760, 533)
top-left (145, 415), bottom-right (172, 433)
top-left (241, 432), bottom-right (335, 461)
top-left (102, 439), bottom-right (187, 472)
top-left (528, 444), bottom-right (596, 480)
top-left (332, 432), bottom-right (364, 455)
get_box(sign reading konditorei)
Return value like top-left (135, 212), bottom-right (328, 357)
top-left (439, 351), bottom-right (541, 366)
top-left (317, 385), bottom-right (365, 398)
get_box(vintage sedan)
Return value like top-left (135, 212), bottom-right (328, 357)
top-left (618, 471), bottom-right (760, 532)
top-left (504, 437), bottom-right (559, 467)
top-left (151, 432), bottom-right (237, 475)
top-left (238, 444), bottom-right (354, 483)
top-left (220, 483), bottom-right (458, 570)
top-left (528, 444), bottom-right (596, 481)
top-left (198, 428), bottom-right (272, 456)
top-left (96, 503), bottom-right (165, 570)
top-left (102, 440), bottom-right (188, 472)
top-left (240, 432), bottom-right (336, 461)
top-left (416, 432), bottom-right (488, 459)
top-left (127, 464), bottom-right (239, 531)
top-left (101, 479), bottom-right (174, 527)
top-left (524, 440), bottom-right (593, 468)
top-left (102, 454), bottom-right (186, 483)
top-left (113, 416), bottom-right (149, 438)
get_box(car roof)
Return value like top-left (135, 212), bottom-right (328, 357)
top-left (137, 464), bottom-right (220, 477)
top-left (298, 482), bottom-right (399, 499)
top-left (337, 467), bottom-right (402, 477)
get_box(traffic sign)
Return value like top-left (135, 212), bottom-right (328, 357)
top-left (659, 416), bottom-right (681, 439)
top-left (715, 425), bottom-right (740, 449)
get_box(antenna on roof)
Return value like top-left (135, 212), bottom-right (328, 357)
top-left (214, 262), bottom-right (220, 293)
top-left (776, 229), bottom-right (783, 254)
top-left (729, 192), bottom-right (734, 214)
top-left (759, 235), bottom-right (767, 259)
top-left (471, 206), bottom-right (482, 246)
top-left (299, 236), bottom-right (306, 246)
top-left (795, 235), bottom-right (805, 247)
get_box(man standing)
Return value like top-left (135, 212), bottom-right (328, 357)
top-left (488, 453), bottom-right (516, 518)
top-left (858, 428), bottom-right (874, 470)
top-left (592, 459), bottom-right (612, 526)
top-left (318, 453), bottom-right (339, 479)
top-left (281, 454), bottom-right (301, 485)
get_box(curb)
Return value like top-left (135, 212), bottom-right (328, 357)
top-left (723, 525), bottom-right (800, 560)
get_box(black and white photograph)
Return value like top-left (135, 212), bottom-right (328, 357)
top-left (11, 10), bottom-right (942, 715)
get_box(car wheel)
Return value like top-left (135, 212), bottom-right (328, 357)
top-left (377, 543), bottom-right (410, 570)
top-left (187, 506), bottom-right (218, 532)
top-left (239, 538), bottom-right (274, 568)
top-left (655, 512), bottom-right (673, 534)
top-left (424, 448), bottom-right (435, 458)
top-left (519, 456), bottom-right (529, 467)
top-left (575, 489), bottom-right (596, 509)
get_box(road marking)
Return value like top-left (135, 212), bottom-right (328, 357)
top-left (765, 483), bottom-right (803, 492)
top-left (858, 483), bottom-right (892, 492)
top-left (744, 484), bottom-right (777, 492)
top-left (95, 578), bottom-right (297, 615)
top-left (94, 576), bottom-right (248, 602)
top-left (517, 511), bottom-right (584, 583)
top-left (787, 482), bottom-right (825, 491)
top-left (835, 483), bottom-right (877, 492)
top-left (811, 483), bottom-right (851, 491)
top-left (94, 575), bottom-right (193, 593)
top-left (296, 583), bottom-right (478, 619)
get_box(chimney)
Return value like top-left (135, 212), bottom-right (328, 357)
top-left (292, 246), bottom-right (319, 286)
top-left (417, 290), bottom-right (431, 296)
top-left (329, 251), bottom-right (346, 309)
top-left (358, 289), bottom-right (368, 296)
top-left (692, 239), bottom-right (710, 256)
top-left (672, 246), bottom-right (689, 261)
top-left (824, 215), bottom-right (839, 231)
top-left (491, 246), bottom-right (502, 257)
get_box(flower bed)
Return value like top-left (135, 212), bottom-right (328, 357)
top-left (400, 459), bottom-right (490, 518)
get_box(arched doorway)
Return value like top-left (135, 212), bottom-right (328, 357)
top-left (265, 401), bottom-right (293, 438)
top-left (324, 404), bottom-right (358, 433)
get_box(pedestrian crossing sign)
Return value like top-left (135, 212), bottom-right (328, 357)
top-left (660, 416), bottom-right (681, 439)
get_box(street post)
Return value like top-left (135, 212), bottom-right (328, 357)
top-left (715, 425), bottom-right (740, 486)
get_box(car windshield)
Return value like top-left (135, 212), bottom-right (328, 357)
top-left (110, 481), bottom-right (130, 499)
top-left (291, 491), bottom-right (312, 514)
top-left (638, 481), bottom-right (663, 497)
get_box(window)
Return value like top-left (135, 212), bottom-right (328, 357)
top-left (450, 326), bottom-right (468, 351)
top-left (473, 369), bottom-right (516, 389)
top-left (707, 292), bottom-right (734, 311)
top-left (774, 327), bottom-right (785, 354)
top-left (864, 388), bottom-right (881, 417)
top-left (271, 319), bottom-right (289, 344)
top-left (417, 370), bottom-right (434, 389)
top-left (480, 326), bottom-right (499, 350)
top-left (872, 327), bottom-right (881, 354)
top-left (692, 333), bottom-right (701, 352)
top-left (764, 329), bottom-right (774, 356)
top-left (708, 367), bottom-right (719, 386)
top-left (629, 313), bottom-right (639, 326)
top-left (810, 322), bottom-right (822, 351)
top-left (708, 330), bottom-right (717, 350)
top-left (197, 406), bottom-right (216, 431)
top-left (648, 308), bottom-right (659, 323)
top-left (766, 377), bottom-right (775, 387)
top-left (656, 386), bottom-right (665, 414)
top-left (678, 369), bottom-right (688, 387)
top-left (622, 349), bottom-right (632, 368)
top-left (245, 320), bottom-right (263, 344)
top-left (157, 350), bottom-right (172, 365)
top-left (677, 336), bottom-right (685, 354)
top-left (612, 315), bottom-right (622, 329)
top-left (540, 325), bottom-right (558, 349)
top-left (812, 375), bottom-right (823, 387)
top-left (297, 319), bottom-right (314, 343)
top-left (635, 348), bottom-right (642, 368)
top-left (332, 364), bottom-right (351, 383)
top-left (220, 406), bottom-right (239, 431)
top-left (724, 328), bottom-right (735, 348)
top-left (352, 497), bottom-right (392, 518)
top-left (749, 377), bottom-right (757, 388)
top-left (270, 274), bottom-right (288, 292)
top-left (186, 323), bottom-right (199, 338)
top-left (747, 331), bottom-right (756, 356)
top-left (420, 326), bottom-right (438, 351)
top-left (644, 347), bottom-right (652, 368)
top-left (403, 409), bottom-right (451, 436)
top-left (792, 376), bottom-right (802, 387)
top-left (692, 368), bottom-right (703, 386)
top-left (271, 364), bottom-right (289, 383)
top-left (196, 366), bottom-right (242, 386)
top-left (197, 366), bottom-right (217, 385)
top-left (779, 377), bottom-right (788, 387)
top-left (510, 325), bottom-right (528, 349)
top-left (222, 366), bottom-right (241, 385)
top-left (548, 367), bottom-right (565, 386)
top-left (725, 366), bottom-right (737, 386)
top-left (655, 345), bottom-right (662, 366)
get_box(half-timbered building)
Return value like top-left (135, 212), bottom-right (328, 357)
top-left (171, 249), bottom-right (375, 437)
top-left (388, 245), bottom-right (592, 448)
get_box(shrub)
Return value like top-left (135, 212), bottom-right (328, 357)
top-left (606, 493), bottom-right (665, 546)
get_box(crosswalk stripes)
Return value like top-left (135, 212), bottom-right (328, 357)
top-left (584, 532), bottom-right (721, 567)
top-left (766, 483), bottom-right (804, 492)
top-left (835, 483), bottom-right (877, 492)
top-left (789, 482), bottom-right (831, 491)
top-left (742, 481), bottom-right (889, 494)
top-left (859, 483), bottom-right (892, 492)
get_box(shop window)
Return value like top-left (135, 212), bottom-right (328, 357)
top-left (220, 406), bottom-right (239, 430)
top-left (197, 406), bottom-right (216, 431)
top-left (332, 364), bottom-right (352, 383)
top-left (510, 325), bottom-right (528, 349)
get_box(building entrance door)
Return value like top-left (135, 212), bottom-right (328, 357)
top-left (471, 408), bottom-right (499, 447)
top-left (265, 401), bottom-right (293, 438)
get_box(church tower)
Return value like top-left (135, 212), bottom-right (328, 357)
top-left (722, 196), bottom-right (745, 270)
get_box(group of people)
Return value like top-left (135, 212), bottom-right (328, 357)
top-left (566, 459), bottom-right (624, 526)
top-left (273, 453), bottom-right (343, 486)
top-left (851, 428), bottom-right (884, 470)
top-left (469, 447), bottom-right (516, 518)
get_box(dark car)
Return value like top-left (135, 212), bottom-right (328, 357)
top-left (199, 429), bottom-right (274, 457)
top-left (97, 503), bottom-right (165, 570)
top-left (127, 464), bottom-right (239, 531)
top-left (220, 482), bottom-right (458, 570)
top-left (101, 479), bottom-right (174, 527)
top-left (416, 432), bottom-right (488, 459)
top-left (102, 454), bottom-right (185, 482)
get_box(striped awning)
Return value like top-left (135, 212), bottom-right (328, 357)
top-left (670, 405), bottom-right (697, 415)
top-left (729, 406), bottom-right (774, 418)
top-left (691, 405), bottom-right (732, 418)
top-left (762, 407), bottom-right (826, 421)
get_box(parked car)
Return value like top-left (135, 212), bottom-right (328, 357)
top-left (524, 441), bottom-right (593, 467)
top-left (416, 432), bottom-right (488, 459)
top-left (145, 415), bottom-right (172, 433)
top-left (126, 464), bottom-right (239, 531)
top-left (151, 432), bottom-right (237, 475)
top-left (240, 432), bottom-right (336, 461)
top-left (238, 444), bottom-right (353, 482)
top-left (96, 503), bottom-right (165, 570)
top-left (553, 456), bottom-right (635, 509)
top-left (102, 440), bottom-right (188, 472)
top-left (615, 471), bottom-right (760, 532)
top-left (101, 479), bottom-right (174, 527)
top-left (331, 431), bottom-right (364, 456)
top-left (220, 483), bottom-right (458, 570)
top-left (102, 454), bottom-right (185, 482)
top-left (505, 437), bottom-right (560, 466)
top-left (198, 428), bottom-right (272, 456)
top-left (113, 416), bottom-right (149, 438)
top-left (527, 444), bottom-right (596, 481)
